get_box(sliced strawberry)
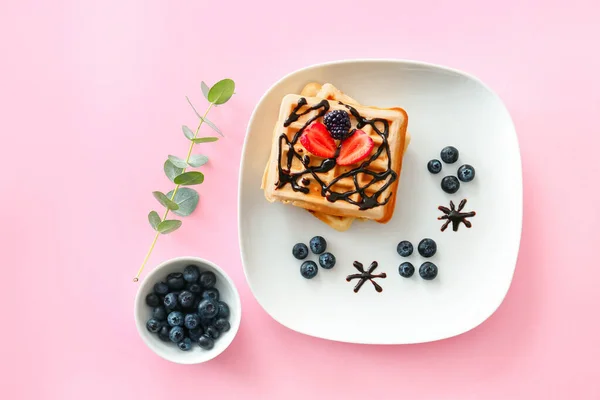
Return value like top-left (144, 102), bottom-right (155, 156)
top-left (299, 122), bottom-right (336, 158)
top-left (336, 129), bottom-right (374, 166)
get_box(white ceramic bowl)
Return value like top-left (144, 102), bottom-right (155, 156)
top-left (134, 256), bottom-right (241, 364)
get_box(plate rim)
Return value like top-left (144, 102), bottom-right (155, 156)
top-left (238, 58), bottom-right (523, 344)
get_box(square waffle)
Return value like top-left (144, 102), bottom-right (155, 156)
top-left (262, 87), bottom-right (409, 224)
top-left (298, 83), bottom-right (411, 230)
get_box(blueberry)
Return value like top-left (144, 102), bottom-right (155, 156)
top-left (427, 159), bottom-right (442, 174)
top-left (292, 243), bottom-right (309, 260)
top-left (198, 299), bottom-right (219, 319)
top-left (457, 164), bottom-right (475, 182)
top-left (202, 288), bottom-right (219, 302)
top-left (178, 337), bottom-right (192, 351)
top-left (178, 291), bottom-right (195, 308)
top-left (183, 265), bottom-right (200, 283)
top-left (309, 236), bottom-right (327, 254)
top-left (318, 252), bottom-right (336, 269)
top-left (418, 238), bottom-right (437, 258)
top-left (324, 110), bottom-right (352, 140)
top-left (214, 318), bottom-right (231, 333)
top-left (440, 146), bottom-right (459, 164)
top-left (146, 318), bottom-right (161, 333)
top-left (188, 327), bottom-right (204, 342)
top-left (300, 261), bottom-right (318, 279)
top-left (153, 282), bottom-right (169, 296)
top-left (167, 311), bottom-right (184, 327)
top-left (398, 262), bottom-right (415, 278)
top-left (158, 325), bottom-right (170, 342)
top-left (419, 262), bottom-right (438, 280)
top-left (152, 306), bottom-right (167, 321)
top-left (184, 313), bottom-right (201, 330)
top-left (206, 325), bottom-right (220, 339)
top-left (166, 273), bottom-right (186, 290)
top-left (199, 271), bottom-right (217, 289)
top-left (217, 301), bottom-right (230, 319)
top-left (197, 335), bottom-right (214, 350)
top-left (163, 292), bottom-right (178, 309)
top-left (441, 176), bottom-right (460, 194)
top-left (396, 240), bottom-right (413, 257)
top-left (186, 282), bottom-right (203, 295)
top-left (169, 326), bottom-right (185, 343)
top-left (145, 293), bottom-right (160, 307)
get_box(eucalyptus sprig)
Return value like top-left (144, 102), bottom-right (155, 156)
top-left (134, 79), bottom-right (235, 282)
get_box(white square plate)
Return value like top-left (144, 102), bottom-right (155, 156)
top-left (239, 60), bottom-right (522, 344)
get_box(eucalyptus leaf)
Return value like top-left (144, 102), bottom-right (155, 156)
top-left (148, 211), bottom-right (161, 230)
top-left (201, 81), bottom-right (210, 100)
top-left (201, 117), bottom-right (223, 137)
top-left (186, 96), bottom-right (202, 119)
top-left (182, 125), bottom-right (195, 140)
top-left (164, 160), bottom-right (184, 182)
top-left (188, 154), bottom-right (209, 167)
top-left (157, 219), bottom-right (182, 234)
top-left (191, 137), bottom-right (219, 144)
top-left (185, 96), bottom-right (223, 137)
top-left (207, 79), bottom-right (235, 105)
top-left (166, 188), bottom-right (200, 217)
top-left (174, 171), bottom-right (204, 185)
top-left (152, 191), bottom-right (180, 210)
top-left (167, 155), bottom-right (188, 169)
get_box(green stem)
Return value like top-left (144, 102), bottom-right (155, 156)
top-left (134, 102), bottom-right (214, 282)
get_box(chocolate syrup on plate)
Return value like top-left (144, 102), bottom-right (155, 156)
top-left (438, 199), bottom-right (476, 232)
top-left (346, 261), bottom-right (387, 293)
top-left (275, 98), bottom-right (397, 210)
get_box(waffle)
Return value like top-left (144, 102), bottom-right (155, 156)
top-left (299, 83), bottom-right (411, 230)
top-left (262, 86), bottom-right (409, 224)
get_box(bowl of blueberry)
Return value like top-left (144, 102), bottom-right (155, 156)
top-left (134, 256), bottom-right (241, 364)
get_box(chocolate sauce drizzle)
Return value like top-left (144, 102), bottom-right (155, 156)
top-left (438, 199), bottom-right (476, 232)
top-left (346, 261), bottom-right (387, 293)
top-left (275, 98), bottom-right (397, 210)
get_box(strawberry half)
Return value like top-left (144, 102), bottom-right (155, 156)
top-left (299, 122), bottom-right (336, 158)
top-left (336, 129), bottom-right (374, 166)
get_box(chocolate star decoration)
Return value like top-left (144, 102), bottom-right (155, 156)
top-left (438, 199), bottom-right (476, 232)
top-left (346, 261), bottom-right (387, 293)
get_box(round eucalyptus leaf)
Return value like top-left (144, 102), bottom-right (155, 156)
top-left (182, 125), bottom-right (195, 140)
top-left (148, 211), bottom-right (161, 230)
top-left (166, 188), bottom-right (199, 217)
top-left (157, 219), bottom-right (182, 234)
top-left (201, 81), bottom-right (210, 101)
top-left (174, 171), bottom-right (204, 186)
top-left (188, 154), bottom-right (209, 168)
top-left (164, 160), bottom-right (184, 182)
top-left (152, 191), bottom-right (179, 210)
top-left (207, 79), bottom-right (235, 105)
top-left (167, 155), bottom-right (188, 169)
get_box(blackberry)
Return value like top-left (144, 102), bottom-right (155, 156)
top-left (323, 110), bottom-right (351, 140)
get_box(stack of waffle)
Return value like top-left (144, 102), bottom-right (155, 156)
top-left (262, 83), bottom-right (410, 231)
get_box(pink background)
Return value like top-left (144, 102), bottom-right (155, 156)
top-left (2, 0), bottom-right (600, 398)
